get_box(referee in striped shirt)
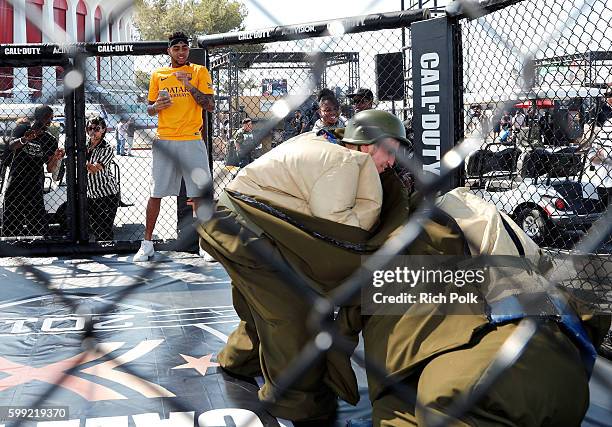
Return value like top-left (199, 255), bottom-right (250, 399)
top-left (86, 117), bottom-right (120, 241)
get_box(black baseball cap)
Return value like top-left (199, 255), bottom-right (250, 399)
top-left (242, 118), bottom-right (252, 124)
top-left (347, 88), bottom-right (374, 101)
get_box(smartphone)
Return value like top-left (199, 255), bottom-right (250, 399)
top-left (159, 89), bottom-right (170, 99)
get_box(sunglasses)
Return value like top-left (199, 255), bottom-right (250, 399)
top-left (87, 126), bottom-right (103, 132)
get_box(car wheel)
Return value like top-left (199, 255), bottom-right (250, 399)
top-left (516, 207), bottom-right (546, 243)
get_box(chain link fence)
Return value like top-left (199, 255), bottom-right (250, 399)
top-left (459, 0), bottom-right (612, 352)
top-left (0, 0), bottom-right (611, 425)
top-left (84, 53), bottom-right (184, 244)
top-left (461, 0), bottom-right (612, 253)
top-left (0, 50), bottom-right (198, 249)
top-left (207, 26), bottom-right (414, 198)
top-left (0, 84), bottom-right (68, 240)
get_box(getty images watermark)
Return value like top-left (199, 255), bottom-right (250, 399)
top-left (371, 264), bottom-right (485, 305)
top-left (361, 255), bottom-right (611, 316)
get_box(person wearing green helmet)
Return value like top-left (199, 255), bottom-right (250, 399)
top-left (197, 110), bottom-right (408, 424)
top-left (198, 109), bottom-right (608, 426)
top-left (342, 109), bottom-right (408, 173)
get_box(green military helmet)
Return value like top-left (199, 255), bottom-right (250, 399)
top-left (341, 109), bottom-right (410, 146)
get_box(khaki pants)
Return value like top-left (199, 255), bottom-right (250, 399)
top-left (199, 208), bottom-right (356, 421)
top-left (371, 322), bottom-right (589, 427)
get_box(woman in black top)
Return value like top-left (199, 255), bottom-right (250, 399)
top-left (86, 117), bottom-right (120, 241)
top-left (2, 105), bottom-right (63, 237)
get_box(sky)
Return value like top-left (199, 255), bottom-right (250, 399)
top-left (227, 0), bottom-right (611, 105)
top-left (242, 0), bottom-right (424, 30)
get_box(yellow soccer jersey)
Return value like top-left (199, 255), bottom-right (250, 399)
top-left (148, 63), bottom-right (214, 140)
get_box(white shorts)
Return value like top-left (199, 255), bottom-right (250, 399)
top-left (151, 139), bottom-right (211, 198)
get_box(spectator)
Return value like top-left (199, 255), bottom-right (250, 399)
top-left (116, 117), bottom-right (128, 155)
top-left (289, 110), bottom-right (306, 137)
top-left (492, 114), bottom-right (501, 138)
top-left (223, 119), bottom-right (230, 140)
top-left (512, 108), bottom-right (526, 130)
top-left (501, 110), bottom-right (512, 130)
top-left (124, 117), bottom-right (135, 156)
top-left (594, 88), bottom-right (612, 126)
top-left (312, 94), bottom-right (346, 133)
top-left (133, 30), bottom-right (215, 262)
top-left (587, 89), bottom-right (612, 204)
top-left (395, 115), bottom-right (415, 192)
top-left (468, 104), bottom-right (483, 134)
top-left (540, 111), bottom-right (555, 145)
top-left (525, 106), bottom-right (538, 126)
top-left (303, 89), bottom-right (336, 132)
top-left (481, 108), bottom-right (491, 135)
top-left (347, 88), bottom-right (374, 114)
top-left (85, 116), bottom-right (120, 241)
top-left (1, 105), bottom-right (64, 237)
top-left (303, 101), bottom-right (319, 132)
top-left (233, 118), bottom-right (257, 166)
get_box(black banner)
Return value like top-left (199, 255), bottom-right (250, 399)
top-left (0, 42), bottom-right (169, 65)
top-left (198, 9), bottom-right (431, 48)
top-left (411, 16), bottom-right (460, 191)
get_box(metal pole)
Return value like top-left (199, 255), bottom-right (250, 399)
top-left (411, 16), bottom-right (461, 192)
top-left (204, 48), bottom-right (214, 180)
top-left (198, 8), bottom-right (431, 48)
top-left (401, 0), bottom-right (407, 120)
top-left (73, 57), bottom-right (89, 242)
top-left (62, 64), bottom-right (78, 242)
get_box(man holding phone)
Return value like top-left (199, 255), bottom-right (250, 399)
top-left (133, 31), bottom-right (215, 261)
top-left (2, 105), bottom-right (64, 237)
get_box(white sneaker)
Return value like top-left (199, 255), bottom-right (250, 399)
top-left (199, 247), bottom-right (217, 262)
top-left (133, 240), bottom-right (154, 262)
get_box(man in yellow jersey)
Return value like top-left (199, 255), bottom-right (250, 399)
top-left (133, 31), bottom-right (215, 262)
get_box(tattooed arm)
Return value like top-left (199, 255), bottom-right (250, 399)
top-left (187, 86), bottom-right (215, 112)
top-left (174, 71), bottom-right (215, 112)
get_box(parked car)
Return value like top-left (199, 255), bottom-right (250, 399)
top-left (466, 144), bottom-right (605, 247)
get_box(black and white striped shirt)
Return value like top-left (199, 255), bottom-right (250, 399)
top-left (86, 139), bottom-right (119, 199)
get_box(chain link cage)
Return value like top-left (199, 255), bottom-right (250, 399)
top-left (462, 0), bottom-right (612, 253)
top-left (207, 28), bottom-right (411, 199)
top-left (0, 0), bottom-right (610, 425)
top-left (0, 53), bottom-right (197, 249)
top-left (459, 0), bottom-right (612, 345)
top-left (0, 65), bottom-right (70, 241)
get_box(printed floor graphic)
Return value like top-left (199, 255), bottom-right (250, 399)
top-left (0, 252), bottom-right (608, 426)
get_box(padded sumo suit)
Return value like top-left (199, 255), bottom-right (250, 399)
top-left (197, 112), bottom-right (609, 426)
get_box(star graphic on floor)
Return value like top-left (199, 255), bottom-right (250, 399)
top-left (172, 353), bottom-right (219, 376)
